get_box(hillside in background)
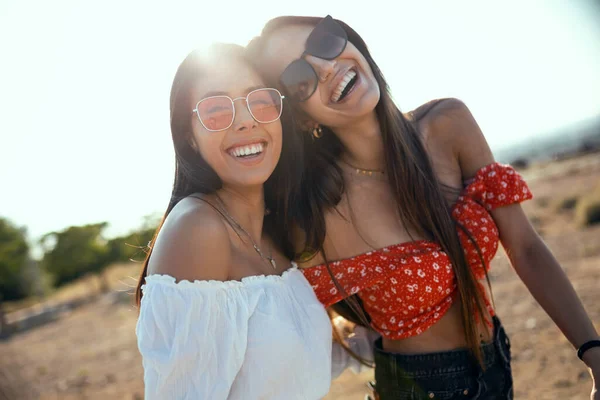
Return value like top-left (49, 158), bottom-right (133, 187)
top-left (495, 114), bottom-right (600, 164)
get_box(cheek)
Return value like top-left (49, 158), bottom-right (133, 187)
top-left (344, 46), bottom-right (377, 82)
top-left (269, 124), bottom-right (283, 155)
top-left (195, 135), bottom-right (225, 166)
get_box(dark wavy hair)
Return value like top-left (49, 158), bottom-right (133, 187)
top-left (135, 43), bottom-right (304, 306)
top-left (247, 16), bottom-right (491, 364)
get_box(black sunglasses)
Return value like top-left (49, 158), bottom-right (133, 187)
top-left (279, 15), bottom-right (348, 102)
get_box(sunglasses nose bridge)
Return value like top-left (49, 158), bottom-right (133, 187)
top-left (305, 55), bottom-right (337, 81)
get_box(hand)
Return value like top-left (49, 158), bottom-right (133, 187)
top-left (364, 380), bottom-right (380, 400)
top-left (581, 347), bottom-right (600, 400)
top-left (591, 367), bottom-right (599, 400)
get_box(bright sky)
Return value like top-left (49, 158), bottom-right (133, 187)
top-left (1, 0), bottom-right (599, 248)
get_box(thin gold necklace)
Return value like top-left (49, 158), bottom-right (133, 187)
top-left (339, 159), bottom-right (385, 177)
top-left (215, 195), bottom-right (277, 270)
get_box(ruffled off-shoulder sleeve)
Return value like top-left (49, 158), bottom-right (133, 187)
top-left (463, 162), bottom-right (533, 210)
top-left (136, 275), bottom-right (257, 400)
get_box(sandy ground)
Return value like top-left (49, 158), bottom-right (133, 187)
top-left (1, 154), bottom-right (599, 400)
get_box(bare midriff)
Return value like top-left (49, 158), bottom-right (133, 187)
top-left (382, 300), bottom-right (493, 354)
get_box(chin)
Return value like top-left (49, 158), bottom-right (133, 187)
top-left (351, 88), bottom-right (381, 117)
top-left (225, 170), bottom-right (274, 189)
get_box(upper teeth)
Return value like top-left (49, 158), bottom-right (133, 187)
top-left (229, 143), bottom-right (264, 157)
top-left (331, 70), bottom-right (357, 103)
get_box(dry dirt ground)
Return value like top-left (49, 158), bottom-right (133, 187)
top-left (1, 154), bottom-right (599, 400)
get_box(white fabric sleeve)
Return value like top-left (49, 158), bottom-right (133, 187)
top-left (136, 275), bottom-right (254, 400)
top-left (331, 325), bottom-right (380, 379)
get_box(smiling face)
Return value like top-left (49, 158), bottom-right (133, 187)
top-left (257, 22), bottom-right (381, 129)
top-left (188, 57), bottom-right (283, 189)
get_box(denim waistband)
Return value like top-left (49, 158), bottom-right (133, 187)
top-left (373, 316), bottom-right (503, 378)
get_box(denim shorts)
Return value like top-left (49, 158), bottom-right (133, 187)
top-left (372, 316), bottom-right (513, 399)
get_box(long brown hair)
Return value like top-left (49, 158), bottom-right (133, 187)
top-left (247, 16), bottom-right (490, 364)
top-left (135, 43), bottom-right (304, 307)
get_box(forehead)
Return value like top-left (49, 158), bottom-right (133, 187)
top-left (192, 57), bottom-right (265, 98)
top-left (260, 24), bottom-right (316, 78)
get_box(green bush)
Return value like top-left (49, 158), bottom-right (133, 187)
top-left (0, 218), bottom-right (30, 301)
top-left (536, 196), bottom-right (550, 208)
top-left (39, 215), bottom-right (160, 290)
top-left (40, 223), bottom-right (110, 287)
top-left (553, 195), bottom-right (579, 212)
top-left (575, 189), bottom-right (600, 227)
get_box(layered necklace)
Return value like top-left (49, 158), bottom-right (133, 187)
top-left (215, 195), bottom-right (277, 270)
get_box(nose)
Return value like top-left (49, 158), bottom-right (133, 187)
top-left (305, 55), bottom-right (337, 82)
top-left (231, 98), bottom-right (257, 133)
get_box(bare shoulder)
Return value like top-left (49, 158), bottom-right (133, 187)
top-left (411, 98), bottom-right (476, 146)
top-left (410, 98), bottom-right (495, 178)
top-left (147, 196), bottom-right (232, 282)
top-left (408, 98), bottom-right (464, 124)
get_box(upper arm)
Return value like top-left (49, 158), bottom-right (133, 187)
top-left (147, 197), bottom-right (232, 282)
top-left (420, 98), bottom-right (539, 257)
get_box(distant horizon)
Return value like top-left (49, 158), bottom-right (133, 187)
top-left (494, 111), bottom-right (600, 156)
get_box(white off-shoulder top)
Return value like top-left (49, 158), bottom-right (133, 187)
top-left (136, 264), bottom-right (344, 400)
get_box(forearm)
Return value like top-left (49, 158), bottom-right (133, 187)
top-left (509, 239), bottom-right (599, 366)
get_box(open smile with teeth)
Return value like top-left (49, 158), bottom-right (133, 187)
top-left (228, 142), bottom-right (266, 158)
top-left (331, 68), bottom-right (358, 103)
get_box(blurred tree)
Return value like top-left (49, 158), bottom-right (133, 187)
top-left (510, 157), bottom-right (530, 170)
top-left (38, 215), bottom-right (160, 292)
top-left (0, 218), bottom-right (30, 301)
top-left (105, 214), bottom-right (159, 264)
top-left (0, 217), bottom-right (30, 338)
top-left (0, 292), bottom-right (7, 339)
top-left (40, 222), bottom-right (110, 290)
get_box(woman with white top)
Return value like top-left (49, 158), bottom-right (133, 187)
top-left (134, 44), bottom-right (344, 400)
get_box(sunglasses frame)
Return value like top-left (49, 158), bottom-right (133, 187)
top-left (279, 15), bottom-right (348, 102)
top-left (192, 88), bottom-right (285, 132)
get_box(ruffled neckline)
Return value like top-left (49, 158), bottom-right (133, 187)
top-left (143, 262), bottom-right (299, 290)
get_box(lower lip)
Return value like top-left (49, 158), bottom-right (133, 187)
top-left (334, 70), bottom-right (361, 105)
top-left (228, 147), bottom-right (267, 166)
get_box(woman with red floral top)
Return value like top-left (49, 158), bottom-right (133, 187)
top-left (247, 15), bottom-right (600, 400)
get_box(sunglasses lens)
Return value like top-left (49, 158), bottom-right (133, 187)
top-left (248, 89), bottom-right (282, 123)
top-left (306, 17), bottom-right (347, 59)
top-left (196, 97), bottom-right (234, 131)
top-left (280, 60), bottom-right (318, 102)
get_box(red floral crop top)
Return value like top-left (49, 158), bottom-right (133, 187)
top-left (302, 163), bottom-right (533, 339)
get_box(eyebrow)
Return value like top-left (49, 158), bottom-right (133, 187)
top-left (201, 85), bottom-right (265, 98)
